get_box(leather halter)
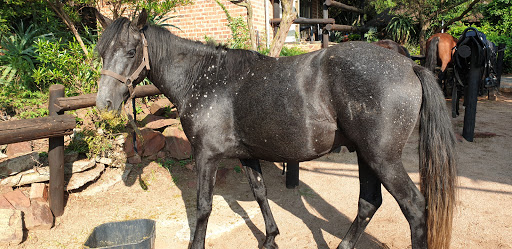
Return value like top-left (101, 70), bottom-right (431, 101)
top-left (100, 32), bottom-right (150, 99)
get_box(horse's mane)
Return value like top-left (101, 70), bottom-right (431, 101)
top-left (96, 17), bottom-right (130, 56)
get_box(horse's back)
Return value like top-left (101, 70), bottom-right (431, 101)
top-left (232, 42), bottom-right (422, 161)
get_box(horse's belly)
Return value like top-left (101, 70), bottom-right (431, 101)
top-left (241, 119), bottom-right (338, 162)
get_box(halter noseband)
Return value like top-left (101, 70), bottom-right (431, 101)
top-left (100, 31), bottom-right (150, 99)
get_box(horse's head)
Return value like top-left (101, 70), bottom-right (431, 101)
top-left (94, 9), bottom-right (150, 113)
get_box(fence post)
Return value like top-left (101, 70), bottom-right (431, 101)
top-left (322, 3), bottom-right (329, 48)
top-left (48, 84), bottom-right (65, 217)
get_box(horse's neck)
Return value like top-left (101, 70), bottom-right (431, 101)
top-left (145, 27), bottom-right (220, 109)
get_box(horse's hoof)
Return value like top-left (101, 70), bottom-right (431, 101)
top-left (263, 237), bottom-right (278, 249)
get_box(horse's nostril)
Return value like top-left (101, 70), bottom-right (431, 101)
top-left (106, 100), bottom-right (113, 109)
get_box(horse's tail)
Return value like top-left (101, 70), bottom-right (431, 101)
top-left (414, 65), bottom-right (457, 249)
top-left (425, 37), bottom-right (440, 72)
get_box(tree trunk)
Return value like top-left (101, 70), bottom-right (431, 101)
top-left (269, 0), bottom-right (296, 57)
top-left (418, 15), bottom-right (430, 56)
top-left (231, 0), bottom-right (257, 51)
top-left (46, 0), bottom-right (89, 56)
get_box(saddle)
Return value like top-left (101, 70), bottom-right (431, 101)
top-left (453, 27), bottom-right (498, 88)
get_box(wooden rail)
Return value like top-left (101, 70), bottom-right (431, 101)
top-left (0, 115), bottom-right (75, 145)
top-left (271, 0), bottom-right (365, 49)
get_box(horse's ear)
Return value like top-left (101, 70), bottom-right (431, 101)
top-left (94, 8), bottom-right (113, 28)
top-left (132, 9), bottom-right (148, 30)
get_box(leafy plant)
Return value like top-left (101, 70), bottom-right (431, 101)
top-left (259, 46), bottom-right (307, 57)
top-left (214, 0), bottom-right (251, 50)
top-left (386, 14), bottom-right (416, 44)
top-left (364, 27), bottom-right (379, 42)
top-left (32, 32), bottom-right (101, 95)
top-left (0, 22), bottom-right (51, 89)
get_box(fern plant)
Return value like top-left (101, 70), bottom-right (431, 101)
top-left (386, 14), bottom-right (416, 44)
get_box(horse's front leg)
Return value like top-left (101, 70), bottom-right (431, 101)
top-left (240, 159), bottom-right (279, 249)
top-left (190, 153), bottom-right (219, 249)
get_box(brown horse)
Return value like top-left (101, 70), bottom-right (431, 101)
top-left (425, 33), bottom-right (458, 80)
top-left (373, 39), bottom-right (411, 58)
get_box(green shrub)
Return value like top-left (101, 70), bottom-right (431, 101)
top-left (258, 46), bottom-right (307, 57)
top-left (0, 22), bottom-right (51, 90)
top-left (32, 35), bottom-right (101, 96)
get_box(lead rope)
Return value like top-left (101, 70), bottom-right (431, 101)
top-left (122, 85), bottom-right (143, 155)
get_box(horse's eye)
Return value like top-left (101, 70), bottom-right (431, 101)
top-left (127, 49), bottom-right (136, 57)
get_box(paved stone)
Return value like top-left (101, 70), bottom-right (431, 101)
top-left (0, 209), bottom-right (23, 246)
top-left (3, 189), bottom-right (30, 209)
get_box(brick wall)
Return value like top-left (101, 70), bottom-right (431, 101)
top-left (98, 1), bottom-right (271, 46)
top-left (168, 0), bottom-right (269, 44)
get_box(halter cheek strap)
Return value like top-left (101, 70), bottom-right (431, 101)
top-left (100, 32), bottom-right (150, 98)
top-left (100, 31), bottom-right (150, 154)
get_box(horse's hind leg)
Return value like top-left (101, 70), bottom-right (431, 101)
top-left (338, 156), bottom-right (382, 249)
top-left (379, 160), bottom-right (427, 249)
top-left (240, 159), bottom-right (279, 249)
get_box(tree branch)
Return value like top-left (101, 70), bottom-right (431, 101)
top-left (230, 0), bottom-right (257, 50)
top-left (435, 0), bottom-right (482, 33)
top-left (269, 0), bottom-right (297, 57)
top-left (46, 0), bottom-right (89, 56)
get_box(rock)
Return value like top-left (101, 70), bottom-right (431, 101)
top-left (163, 126), bottom-right (192, 160)
top-left (66, 164), bottom-right (106, 191)
top-left (96, 157), bottom-right (113, 165)
top-left (0, 167), bottom-right (49, 187)
top-left (0, 209), bottom-right (23, 246)
top-left (150, 98), bottom-right (173, 116)
top-left (0, 151), bottom-right (40, 177)
top-left (5, 142), bottom-right (32, 157)
top-left (0, 195), bottom-right (14, 209)
top-left (29, 183), bottom-right (48, 202)
top-left (127, 155), bottom-right (142, 164)
top-left (63, 151), bottom-right (79, 163)
top-left (145, 118), bottom-right (180, 130)
top-left (3, 189), bottom-right (30, 209)
top-left (78, 168), bottom-right (123, 197)
top-left (124, 128), bottom-right (165, 157)
top-left (157, 151), bottom-right (166, 159)
top-left (24, 200), bottom-right (53, 230)
top-left (65, 159), bottom-right (96, 175)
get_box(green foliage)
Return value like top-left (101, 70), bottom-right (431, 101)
top-left (364, 28), bottom-right (379, 42)
top-left (32, 32), bottom-right (101, 95)
top-left (67, 110), bottom-right (128, 158)
top-left (0, 22), bottom-right (51, 89)
top-left (386, 14), bottom-right (416, 44)
top-left (133, 0), bottom-right (191, 29)
top-left (370, 0), bottom-right (397, 13)
top-left (259, 46), bottom-right (307, 57)
top-left (214, 0), bottom-right (251, 50)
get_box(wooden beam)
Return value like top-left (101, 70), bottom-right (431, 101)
top-left (270, 17), bottom-right (335, 25)
top-left (325, 24), bottom-right (367, 32)
top-left (325, 0), bottom-right (363, 13)
top-left (0, 114), bottom-right (75, 146)
top-left (54, 84), bottom-right (162, 112)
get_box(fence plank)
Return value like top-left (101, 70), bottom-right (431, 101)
top-left (0, 114), bottom-right (75, 145)
top-left (54, 84), bottom-right (162, 112)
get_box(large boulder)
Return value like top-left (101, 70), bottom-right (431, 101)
top-left (162, 126), bottom-right (192, 160)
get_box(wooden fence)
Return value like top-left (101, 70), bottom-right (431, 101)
top-left (0, 84), bottom-right (161, 216)
top-left (271, 0), bottom-right (366, 48)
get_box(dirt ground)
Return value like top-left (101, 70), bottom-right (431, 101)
top-left (7, 92), bottom-right (512, 249)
